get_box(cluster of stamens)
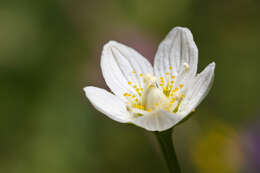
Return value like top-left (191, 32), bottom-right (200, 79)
top-left (123, 71), bottom-right (148, 111)
top-left (159, 67), bottom-right (185, 108)
top-left (123, 66), bottom-right (185, 113)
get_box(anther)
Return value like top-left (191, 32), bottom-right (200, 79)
top-left (184, 63), bottom-right (190, 71)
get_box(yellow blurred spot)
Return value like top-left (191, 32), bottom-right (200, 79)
top-left (191, 123), bottom-right (244, 173)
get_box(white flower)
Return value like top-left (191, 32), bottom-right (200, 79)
top-left (84, 27), bottom-right (215, 131)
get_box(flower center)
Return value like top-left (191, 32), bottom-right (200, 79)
top-left (123, 67), bottom-right (185, 114)
top-left (142, 74), bottom-right (170, 111)
top-left (124, 67), bottom-right (185, 115)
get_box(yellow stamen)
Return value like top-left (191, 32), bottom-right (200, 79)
top-left (184, 63), bottom-right (190, 71)
top-left (170, 99), bottom-right (175, 104)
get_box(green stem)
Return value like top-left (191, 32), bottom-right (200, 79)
top-left (154, 128), bottom-right (181, 173)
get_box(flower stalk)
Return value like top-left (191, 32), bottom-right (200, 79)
top-left (154, 129), bottom-right (181, 173)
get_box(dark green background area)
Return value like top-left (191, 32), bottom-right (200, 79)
top-left (0, 0), bottom-right (259, 173)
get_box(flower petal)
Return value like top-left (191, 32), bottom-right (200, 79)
top-left (131, 110), bottom-right (181, 131)
top-left (84, 86), bottom-right (131, 123)
top-left (154, 27), bottom-right (198, 83)
top-left (101, 41), bottom-right (153, 100)
top-left (178, 62), bottom-right (215, 116)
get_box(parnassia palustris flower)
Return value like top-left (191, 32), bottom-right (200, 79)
top-left (84, 27), bottom-right (215, 131)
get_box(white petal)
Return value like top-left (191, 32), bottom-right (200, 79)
top-left (178, 62), bottom-right (215, 115)
top-left (154, 27), bottom-right (198, 83)
top-left (131, 110), bottom-right (182, 131)
top-left (101, 41), bottom-right (153, 100)
top-left (84, 86), bottom-right (131, 123)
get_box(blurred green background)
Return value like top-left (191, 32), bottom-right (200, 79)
top-left (0, 0), bottom-right (260, 173)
